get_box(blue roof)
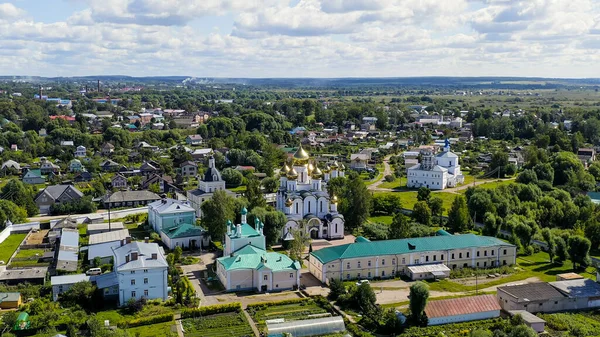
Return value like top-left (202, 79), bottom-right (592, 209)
top-left (61, 230), bottom-right (79, 247)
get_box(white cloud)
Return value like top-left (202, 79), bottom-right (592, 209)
top-left (0, 0), bottom-right (599, 77)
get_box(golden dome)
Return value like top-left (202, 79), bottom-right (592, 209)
top-left (293, 144), bottom-right (310, 162)
top-left (339, 162), bottom-right (346, 171)
top-left (332, 195), bottom-right (338, 204)
top-left (307, 162), bottom-right (314, 173)
top-left (285, 198), bottom-right (293, 207)
top-left (323, 165), bottom-right (331, 173)
top-left (280, 163), bottom-right (290, 175)
top-left (287, 167), bottom-right (298, 179)
top-left (312, 166), bottom-right (323, 178)
top-left (330, 160), bottom-right (339, 169)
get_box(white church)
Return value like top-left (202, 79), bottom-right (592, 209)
top-left (276, 145), bottom-right (345, 240)
top-left (406, 139), bottom-right (464, 190)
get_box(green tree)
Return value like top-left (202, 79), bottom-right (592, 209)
top-left (245, 176), bottom-right (266, 209)
top-left (508, 325), bottom-right (538, 337)
top-left (417, 187), bottom-right (431, 202)
top-left (221, 168), bottom-right (243, 188)
top-left (409, 282), bottom-right (429, 327)
top-left (327, 177), bottom-right (347, 199)
top-left (490, 151), bottom-right (509, 177)
top-left (541, 228), bottom-right (556, 263)
top-left (174, 246), bottom-right (183, 262)
top-left (0, 200), bottom-right (27, 228)
top-left (513, 222), bottom-right (535, 251)
top-left (555, 236), bottom-right (568, 264)
top-left (59, 281), bottom-right (97, 310)
top-left (428, 197), bottom-right (444, 219)
top-left (201, 190), bottom-right (236, 241)
top-left (483, 212), bottom-right (500, 237)
top-left (447, 195), bottom-right (471, 233)
top-left (585, 219), bottom-right (600, 251)
top-left (328, 278), bottom-right (346, 301)
top-left (389, 212), bottom-right (411, 239)
top-left (148, 182), bottom-right (161, 194)
top-left (412, 201), bottom-right (431, 226)
top-left (568, 235), bottom-right (591, 269)
top-left (261, 176), bottom-right (279, 192)
top-left (340, 176), bottom-right (371, 230)
top-left (1, 179), bottom-right (38, 216)
top-left (288, 226), bottom-right (311, 262)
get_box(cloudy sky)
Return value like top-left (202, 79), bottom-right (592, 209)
top-left (0, 0), bottom-right (599, 78)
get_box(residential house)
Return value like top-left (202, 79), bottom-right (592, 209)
top-left (1, 160), bottom-right (20, 175)
top-left (111, 174), bottom-right (128, 190)
top-left (141, 174), bottom-right (178, 194)
top-left (148, 198), bottom-right (208, 249)
top-left (190, 148), bottom-right (213, 161)
top-left (103, 190), bottom-right (160, 209)
top-left (424, 295), bottom-right (501, 326)
top-left (51, 274), bottom-right (90, 301)
top-left (35, 185), bottom-right (84, 214)
top-left (179, 161), bottom-right (197, 178)
top-left (187, 156), bottom-right (235, 217)
top-left (105, 240), bottom-right (168, 306)
top-left (101, 143), bottom-right (115, 156)
top-left (136, 142), bottom-right (160, 152)
top-left (69, 159), bottom-right (84, 173)
top-left (216, 209), bottom-right (300, 292)
top-left (100, 159), bottom-right (121, 172)
top-left (74, 146), bottom-right (87, 158)
top-left (10, 144), bottom-right (17, 151)
top-left (39, 128), bottom-right (47, 137)
top-left (60, 141), bottom-right (74, 147)
top-left (88, 229), bottom-right (131, 264)
top-left (74, 171), bottom-right (92, 182)
top-left (140, 162), bottom-right (162, 177)
top-left (578, 148), bottom-right (596, 167)
top-left (40, 157), bottom-right (60, 174)
top-left (349, 153), bottom-right (369, 171)
top-left (309, 234), bottom-right (517, 283)
top-left (185, 135), bottom-right (203, 146)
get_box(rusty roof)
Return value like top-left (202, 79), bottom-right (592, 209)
top-left (424, 295), bottom-right (501, 318)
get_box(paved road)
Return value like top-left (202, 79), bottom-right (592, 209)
top-left (28, 207), bottom-right (149, 223)
top-left (368, 155), bottom-right (393, 191)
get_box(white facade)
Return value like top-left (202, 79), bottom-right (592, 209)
top-left (407, 140), bottom-right (464, 190)
top-left (187, 156), bottom-right (233, 217)
top-left (75, 145), bottom-right (87, 158)
top-left (276, 145), bottom-right (345, 240)
top-left (112, 241), bottom-right (169, 306)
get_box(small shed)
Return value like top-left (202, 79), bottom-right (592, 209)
top-left (508, 310), bottom-right (546, 333)
top-left (407, 264), bottom-right (450, 280)
top-left (425, 295), bottom-right (501, 326)
top-left (266, 316), bottom-right (345, 337)
top-left (0, 292), bottom-right (21, 309)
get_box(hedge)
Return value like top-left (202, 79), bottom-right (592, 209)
top-left (246, 297), bottom-right (310, 310)
top-left (118, 313), bottom-right (174, 328)
top-left (181, 302), bottom-right (242, 318)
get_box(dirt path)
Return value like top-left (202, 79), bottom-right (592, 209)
top-left (368, 155), bottom-right (393, 191)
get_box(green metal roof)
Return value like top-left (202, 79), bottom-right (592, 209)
top-left (163, 223), bottom-right (204, 239)
top-left (311, 234), bottom-right (514, 264)
top-left (228, 223), bottom-right (261, 239)
top-left (218, 245), bottom-right (300, 272)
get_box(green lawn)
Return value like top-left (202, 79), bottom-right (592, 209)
top-left (378, 177), bottom-right (407, 189)
top-left (9, 260), bottom-right (51, 268)
top-left (0, 234), bottom-right (27, 262)
top-left (368, 215), bottom-right (393, 225)
top-left (13, 249), bottom-right (46, 259)
top-left (228, 186), bottom-right (247, 193)
top-left (182, 312), bottom-right (254, 337)
top-left (376, 190), bottom-right (458, 215)
top-left (124, 321), bottom-right (176, 337)
top-left (425, 251), bottom-right (596, 293)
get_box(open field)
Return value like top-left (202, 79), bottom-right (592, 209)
top-left (182, 312), bottom-right (254, 337)
top-left (125, 321), bottom-right (176, 337)
top-left (0, 234), bottom-right (27, 263)
top-left (13, 248), bottom-right (46, 259)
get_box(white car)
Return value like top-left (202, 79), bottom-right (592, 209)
top-left (356, 279), bottom-right (370, 286)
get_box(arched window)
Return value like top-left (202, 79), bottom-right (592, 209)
top-left (295, 203), bottom-right (299, 214)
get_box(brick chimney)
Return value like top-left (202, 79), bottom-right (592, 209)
top-left (151, 253), bottom-right (157, 260)
top-left (131, 252), bottom-right (138, 261)
top-left (126, 255), bottom-right (130, 263)
top-left (144, 237), bottom-right (149, 243)
top-left (126, 237), bottom-right (132, 244)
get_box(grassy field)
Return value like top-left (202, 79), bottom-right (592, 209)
top-left (248, 301), bottom-right (329, 330)
top-left (0, 234), bottom-right (27, 263)
top-left (378, 177), bottom-right (407, 189)
top-left (182, 312), bottom-right (254, 337)
top-left (125, 321), bottom-right (176, 337)
top-left (376, 190), bottom-right (458, 215)
top-left (424, 251), bottom-right (596, 293)
top-left (368, 215), bottom-right (393, 225)
top-left (228, 186), bottom-right (247, 193)
top-left (13, 249), bottom-right (46, 259)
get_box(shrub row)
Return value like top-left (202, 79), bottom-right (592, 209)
top-left (246, 297), bottom-right (309, 310)
top-left (181, 302), bottom-right (242, 318)
top-left (344, 318), bottom-right (375, 337)
top-left (117, 313), bottom-right (174, 328)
